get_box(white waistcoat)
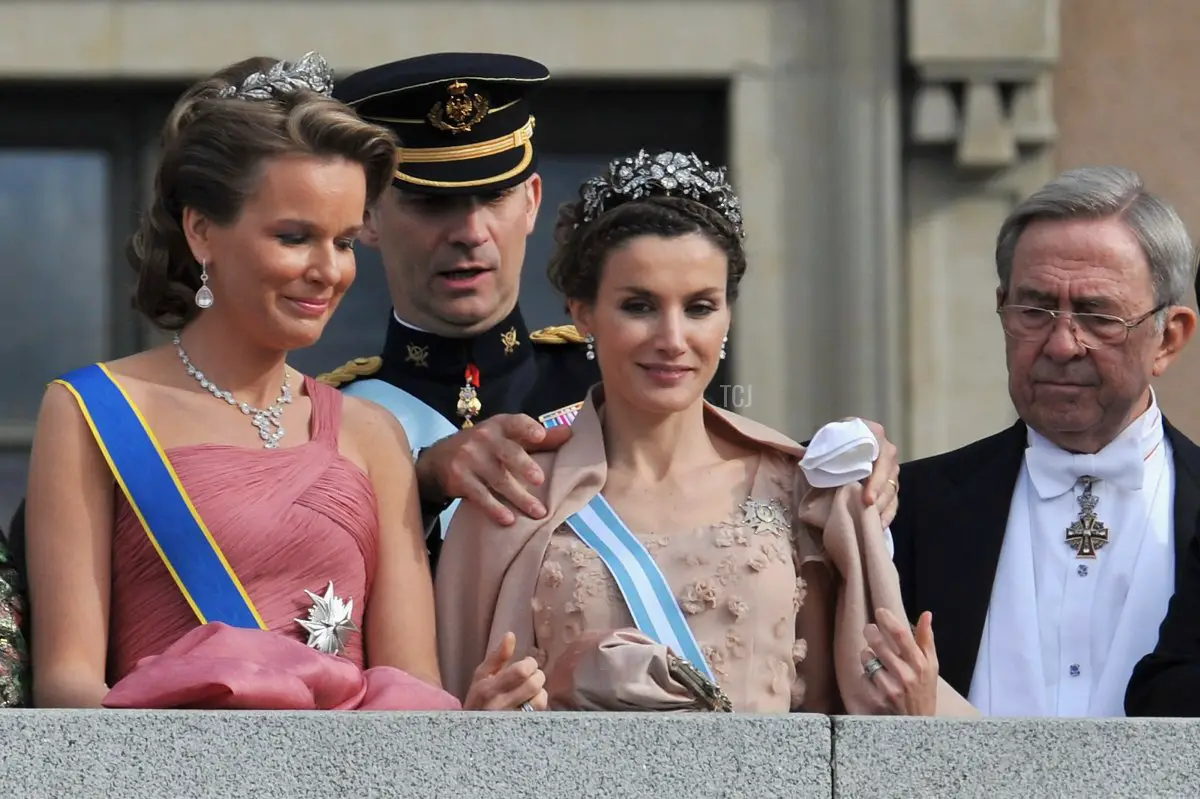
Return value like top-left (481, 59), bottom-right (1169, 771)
top-left (968, 400), bottom-right (1176, 717)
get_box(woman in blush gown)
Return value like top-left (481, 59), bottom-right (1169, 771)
top-left (23, 53), bottom-right (457, 711)
top-left (436, 151), bottom-right (976, 717)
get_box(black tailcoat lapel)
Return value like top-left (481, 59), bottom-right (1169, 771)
top-left (892, 422), bottom-right (1028, 696)
top-left (894, 416), bottom-right (1200, 697)
top-left (1165, 419), bottom-right (1200, 584)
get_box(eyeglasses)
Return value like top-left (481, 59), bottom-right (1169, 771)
top-left (996, 304), bottom-right (1165, 349)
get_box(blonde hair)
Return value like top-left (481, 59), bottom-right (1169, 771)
top-left (129, 56), bottom-right (398, 330)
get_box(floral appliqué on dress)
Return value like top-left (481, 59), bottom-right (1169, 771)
top-left (532, 454), bottom-right (815, 713)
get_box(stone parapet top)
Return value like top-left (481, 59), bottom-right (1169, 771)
top-left (1, 711), bottom-right (1197, 798)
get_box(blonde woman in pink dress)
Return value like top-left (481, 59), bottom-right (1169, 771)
top-left (23, 53), bottom-right (458, 711)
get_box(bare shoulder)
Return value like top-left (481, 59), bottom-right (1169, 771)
top-left (37, 378), bottom-right (86, 426)
top-left (73, 348), bottom-right (183, 405)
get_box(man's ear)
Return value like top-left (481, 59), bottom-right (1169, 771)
top-left (524, 173), bottom-right (543, 235)
top-left (359, 204), bottom-right (382, 247)
top-left (1153, 305), bottom-right (1198, 377)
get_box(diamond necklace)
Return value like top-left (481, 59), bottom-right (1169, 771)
top-left (173, 334), bottom-right (293, 449)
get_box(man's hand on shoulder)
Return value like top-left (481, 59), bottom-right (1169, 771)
top-left (415, 414), bottom-right (573, 526)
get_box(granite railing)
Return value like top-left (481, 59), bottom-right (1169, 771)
top-left (2, 711), bottom-right (1198, 798)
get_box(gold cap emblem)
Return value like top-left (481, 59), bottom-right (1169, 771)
top-left (428, 80), bottom-right (489, 133)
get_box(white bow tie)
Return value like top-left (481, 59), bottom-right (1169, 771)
top-left (1024, 433), bottom-right (1146, 499)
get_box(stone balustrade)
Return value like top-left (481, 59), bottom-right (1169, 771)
top-left (2, 710), bottom-right (1197, 798)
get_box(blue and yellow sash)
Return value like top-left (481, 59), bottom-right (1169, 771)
top-left (540, 405), bottom-right (715, 682)
top-left (55, 363), bottom-right (266, 630)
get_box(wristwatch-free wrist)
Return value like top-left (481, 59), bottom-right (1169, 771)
top-left (413, 447), bottom-right (453, 515)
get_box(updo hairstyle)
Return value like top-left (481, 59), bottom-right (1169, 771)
top-left (129, 54), bottom-right (399, 330)
top-left (547, 150), bottom-right (748, 305)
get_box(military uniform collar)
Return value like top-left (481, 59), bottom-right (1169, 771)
top-left (382, 304), bottom-right (534, 381)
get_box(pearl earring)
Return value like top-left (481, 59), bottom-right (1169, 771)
top-left (585, 333), bottom-right (595, 360)
top-left (195, 260), bottom-right (214, 309)
top-left (720, 335), bottom-right (728, 360)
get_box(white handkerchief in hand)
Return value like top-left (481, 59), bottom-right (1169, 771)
top-left (798, 418), bottom-right (880, 488)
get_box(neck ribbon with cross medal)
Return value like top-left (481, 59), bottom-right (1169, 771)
top-left (1065, 476), bottom-right (1110, 558)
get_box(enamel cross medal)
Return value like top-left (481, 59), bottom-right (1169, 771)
top-left (1065, 476), bottom-right (1110, 558)
top-left (294, 581), bottom-right (359, 656)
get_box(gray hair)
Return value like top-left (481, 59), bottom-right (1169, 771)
top-left (995, 166), bottom-right (1195, 325)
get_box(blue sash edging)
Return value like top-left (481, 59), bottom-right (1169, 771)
top-left (55, 363), bottom-right (266, 629)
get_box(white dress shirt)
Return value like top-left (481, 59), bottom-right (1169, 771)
top-left (393, 309), bottom-right (428, 332)
top-left (969, 393), bottom-right (1176, 717)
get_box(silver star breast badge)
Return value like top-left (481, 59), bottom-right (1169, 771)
top-left (739, 497), bottom-right (792, 536)
top-left (294, 581), bottom-right (359, 656)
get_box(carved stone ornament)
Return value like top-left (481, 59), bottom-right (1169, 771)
top-left (907, 0), bottom-right (1060, 169)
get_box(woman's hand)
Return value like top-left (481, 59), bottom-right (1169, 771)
top-left (860, 608), bottom-right (938, 716)
top-left (464, 631), bottom-right (548, 711)
top-left (859, 419), bottom-right (900, 528)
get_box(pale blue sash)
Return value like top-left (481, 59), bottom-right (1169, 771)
top-left (342, 379), bottom-right (461, 536)
top-left (565, 493), bottom-right (715, 681)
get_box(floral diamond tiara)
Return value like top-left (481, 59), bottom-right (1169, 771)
top-left (578, 150), bottom-right (745, 238)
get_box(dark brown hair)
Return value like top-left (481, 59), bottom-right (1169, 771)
top-left (546, 194), bottom-right (747, 305)
top-left (129, 56), bottom-right (398, 330)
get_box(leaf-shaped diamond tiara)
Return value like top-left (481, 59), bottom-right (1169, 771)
top-left (217, 51), bottom-right (334, 101)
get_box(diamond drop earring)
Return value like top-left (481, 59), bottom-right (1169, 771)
top-left (720, 335), bottom-right (728, 360)
top-left (195, 260), bottom-right (214, 309)
top-left (585, 333), bottom-right (595, 360)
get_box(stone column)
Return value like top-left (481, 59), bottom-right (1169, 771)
top-left (904, 0), bottom-right (1060, 458)
top-left (729, 0), bottom-right (905, 444)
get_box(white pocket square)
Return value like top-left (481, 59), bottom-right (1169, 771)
top-left (799, 418), bottom-right (879, 489)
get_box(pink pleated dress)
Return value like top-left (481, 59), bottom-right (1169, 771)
top-left (101, 376), bottom-right (458, 711)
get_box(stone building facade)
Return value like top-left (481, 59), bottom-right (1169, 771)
top-left (0, 0), bottom-right (1193, 495)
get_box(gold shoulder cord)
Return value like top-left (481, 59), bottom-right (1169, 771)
top-left (315, 356), bottom-right (382, 388)
top-left (529, 324), bottom-right (586, 345)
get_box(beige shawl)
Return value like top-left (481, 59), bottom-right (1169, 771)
top-left (435, 386), bottom-right (975, 716)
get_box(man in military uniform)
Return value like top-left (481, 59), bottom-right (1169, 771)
top-left (318, 52), bottom-right (904, 556)
top-left (317, 53), bottom-right (603, 551)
